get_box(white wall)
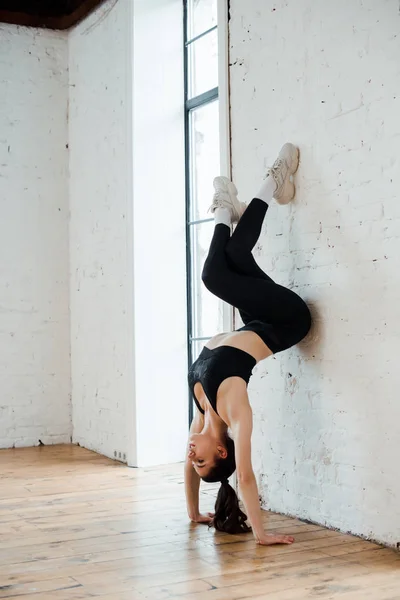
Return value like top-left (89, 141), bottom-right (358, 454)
top-left (0, 25), bottom-right (71, 448)
top-left (230, 0), bottom-right (400, 546)
top-left (69, 0), bottom-right (134, 462)
top-left (133, 0), bottom-right (188, 466)
top-left (69, 0), bottom-right (187, 467)
top-left (0, 0), bottom-right (188, 464)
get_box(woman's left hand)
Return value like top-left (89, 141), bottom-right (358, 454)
top-left (191, 512), bottom-right (215, 524)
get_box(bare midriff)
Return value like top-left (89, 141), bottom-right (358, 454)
top-left (205, 330), bottom-right (273, 363)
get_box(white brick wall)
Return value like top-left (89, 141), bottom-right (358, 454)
top-left (0, 0), bottom-right (187, 465)
top-left (69, 0), bottom-right (134, 462)
top-left (0, 25), bottom-right (71, 448)
top-left (230, 0), bottom-right (400, 546)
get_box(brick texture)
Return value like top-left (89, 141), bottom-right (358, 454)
top-left (68, 1), bottom-right (133, 462)
top-left (0, 25), bottom-right (71, 448)
top-left (230, 0), bottom-right (400, 546)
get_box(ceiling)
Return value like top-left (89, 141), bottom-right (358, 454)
top-left (0, 0), bottom-right (108, 30)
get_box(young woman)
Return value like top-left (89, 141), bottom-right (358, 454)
top-left (185, 143), bottom-right (312, 546)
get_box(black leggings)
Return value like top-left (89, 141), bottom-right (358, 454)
top-left (202, 198), bottom-right (311, 353)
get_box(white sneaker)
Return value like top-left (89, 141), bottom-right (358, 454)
top-left (268, 143), bottom-right (299, 205)
top-left (209, 176), bottom-right (247, 224)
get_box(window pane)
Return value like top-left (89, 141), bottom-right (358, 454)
top-left (190, 221), bottom-right (224, 338)
top-left (189, 100), bottom-right (220, 221)
top-left (187, 0), bottom-right (217, 40)
top-left (188, 29), bottom-right (218, 99)
top-left (191, 339), bottom-right (208, 361)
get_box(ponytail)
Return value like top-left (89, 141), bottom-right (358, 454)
top-left (211, 479), bottom-right (251, 534)
top-left (201, 434), bottom-right (251, 534)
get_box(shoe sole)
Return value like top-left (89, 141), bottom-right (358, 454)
top-left (275, 143), bottom-right (300, 205)
top-left (284, 143), bottom-right (300, 176)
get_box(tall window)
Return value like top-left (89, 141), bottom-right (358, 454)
top-left (184, 0), bottom-right (227, 423)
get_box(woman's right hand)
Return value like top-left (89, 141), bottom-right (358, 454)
top-left (190, 512), bottom-right (214, 524)
top-left (256, 532), bottom-right (295, 545)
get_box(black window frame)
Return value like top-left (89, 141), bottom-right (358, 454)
top-left (183, 1), bottom-right (219, 425)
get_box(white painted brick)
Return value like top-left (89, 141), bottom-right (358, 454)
top-left (0, 25), bottom-right (71, 448)
top-left (384, 199), bottom-right (400, 220)
top-left (230, 0), bottom-right (400, 547)
top-left (383, 218), bottom-right (400, 239)
top-left (69, 0), bottom-right (133, 462)
top-left (68, 0), bottom-right (188, 467)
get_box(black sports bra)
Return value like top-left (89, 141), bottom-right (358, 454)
top-left (187, 346), bottom-right (257, 416)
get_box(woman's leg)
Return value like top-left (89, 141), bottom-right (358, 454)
top-left (202, 221), bottom-right (307, 327)
top-left (224, 197), bottom-right (273, 325)
top-left (225, 197), bottom-right (274, 283)
top-left (224, 176), bottom-right (278, 325)
top-left (203, 143), bottom-right (307, 330)
top-left (224, 143), bottom-right (298, 282)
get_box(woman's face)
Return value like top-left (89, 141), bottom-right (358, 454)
top-left (188, 433), bottom-right (227, 477)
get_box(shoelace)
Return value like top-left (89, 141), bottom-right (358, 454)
top-left (269, 158), bottom-right (285, 179)
top-left (208, 189), bottom-right (228, 213)
top-left (213, 189), bottom-right (225, 201)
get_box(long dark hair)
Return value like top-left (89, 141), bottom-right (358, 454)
top-left (202, 433), bottom-right (251, 534)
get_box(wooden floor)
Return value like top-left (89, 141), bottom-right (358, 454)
top-left (0, 446), bottom-right (399, 600)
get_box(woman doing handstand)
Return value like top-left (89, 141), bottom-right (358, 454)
top-left (185, 143), bottom-right (311, 546)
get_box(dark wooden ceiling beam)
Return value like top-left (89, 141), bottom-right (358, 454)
top-left (0, 0), bottom-right (109, 30)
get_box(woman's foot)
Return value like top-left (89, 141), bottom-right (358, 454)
top-left (268, 143), bottom-right (299, 204)
top-left (209, 176), bottom-right (247, 224)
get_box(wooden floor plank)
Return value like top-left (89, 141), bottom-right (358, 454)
top-left (0, 445), bottom-right (397, 600)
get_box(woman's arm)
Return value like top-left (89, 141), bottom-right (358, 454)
top-left (184, 409), bottom-right (214, 524)
top-left (230, 406), bottom-right (266, 541)
top-left (184, 457), bottom-right (201, 520)
top-left (228, 389), bottom-right (294, 545)
top-left (185, 459), bottom-right (213, 522)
